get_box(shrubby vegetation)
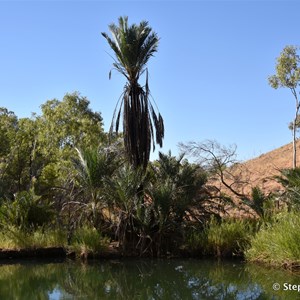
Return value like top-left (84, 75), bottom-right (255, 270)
top-left (0, 92), bottom-right (255, 258)
top-left (0, 93), bottom-right (209, 256)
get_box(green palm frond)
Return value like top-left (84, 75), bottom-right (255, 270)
top-left (73, 146), bottom-right (120, 200)
top-left (102, 16), bottom-right (158, 81)
top-left (275, 168), bottom-right (300, 208)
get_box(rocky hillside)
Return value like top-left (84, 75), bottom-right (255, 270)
top-left (211, 142), bottom-right (300, 201)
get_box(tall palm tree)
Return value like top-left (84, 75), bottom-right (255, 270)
top-left (102, 16), bottom-right (164, 170)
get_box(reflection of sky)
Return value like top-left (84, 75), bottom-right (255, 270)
top-left (48, 287), bottom-right (73, 300)
top-left (233, 284), bottom-right (263, 300)
top-left (48, 288), bottom-right (60, 300)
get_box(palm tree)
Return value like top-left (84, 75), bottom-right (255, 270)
top-left (102, 16), bottom-right (164, 170)
top-left (64, 145), bottom-right (120, 230)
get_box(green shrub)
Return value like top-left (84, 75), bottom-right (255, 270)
top-left (246, 211), bottom-right (300, 267)
top-left (186, 217), bottom-right (254, 257)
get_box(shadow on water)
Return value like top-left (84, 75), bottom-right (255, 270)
top-left (1, 258), bottom-right (300, 299)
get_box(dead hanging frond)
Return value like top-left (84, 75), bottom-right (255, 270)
top-left (108, 78), bottom-right (164, 170)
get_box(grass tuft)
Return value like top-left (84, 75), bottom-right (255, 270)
top-left (70, 226), bottom-right (110, 258)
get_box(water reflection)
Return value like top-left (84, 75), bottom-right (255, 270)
top-left (0, 259), bottom-right (300, 299)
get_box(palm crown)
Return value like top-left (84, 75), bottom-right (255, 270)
top-left (102, 16), bottom-right (158, 83)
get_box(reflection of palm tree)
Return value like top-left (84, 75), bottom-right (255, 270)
top-left (102, 16), bottom-right (164, 170)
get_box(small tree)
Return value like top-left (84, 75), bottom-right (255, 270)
top-left (268, 45), bottom-right (300, 169)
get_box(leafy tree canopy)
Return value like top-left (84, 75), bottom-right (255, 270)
top-left (39, 92), bottom-right (105, 155)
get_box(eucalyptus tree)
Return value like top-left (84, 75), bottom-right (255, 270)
top-left (0, 110), bottom-right (40, 197)
top-left (180, 140), bottom-right (272, 219)
top-left (0, 108), bottom-right (18, 157)
top-left (102, 16), bottom-right (164, 169)
top-left (11, 117), bottom-right (40, 192)
top-left (269, 45), bottom-right (300, 169)
top-left (0, 108), bottom-right (18, 198)
top-left (38, 92), bottom-right (105, 158)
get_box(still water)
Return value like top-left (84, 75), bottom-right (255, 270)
top-left (0, 258), bottom-right (300, 299)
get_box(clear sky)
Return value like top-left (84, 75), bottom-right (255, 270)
top-left (0, 0), bottom-right (299, 162)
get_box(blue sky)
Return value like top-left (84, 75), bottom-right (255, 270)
top-left (0, 0), bottom-right (299, 162)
